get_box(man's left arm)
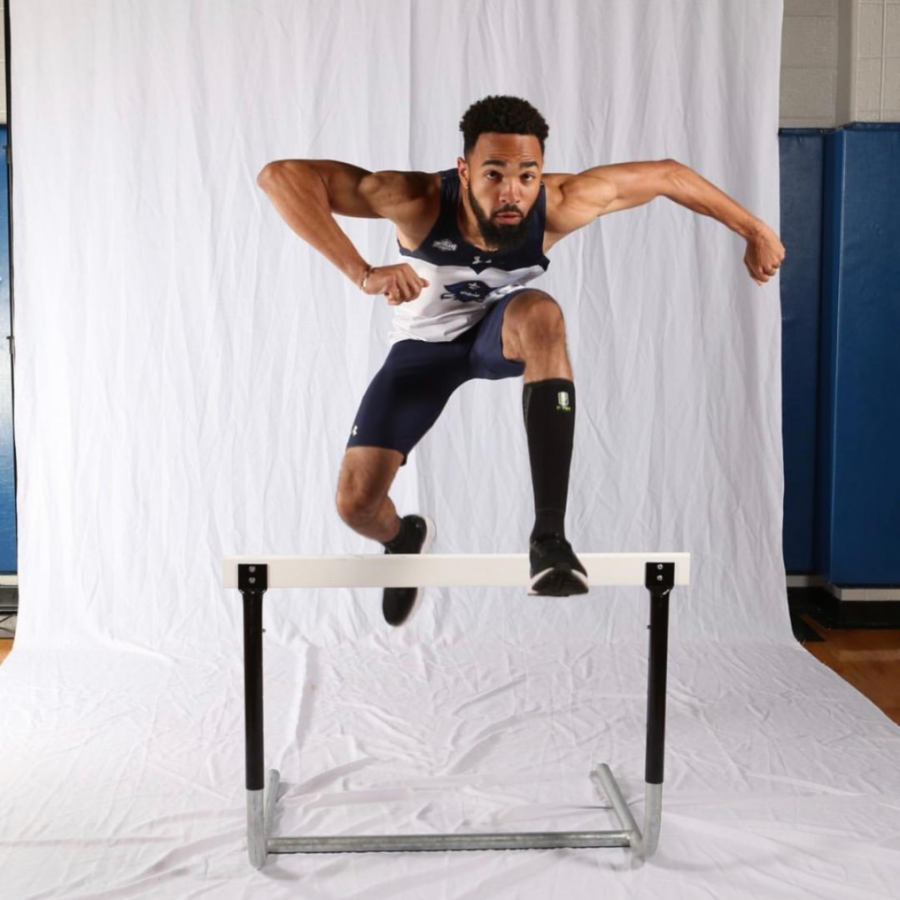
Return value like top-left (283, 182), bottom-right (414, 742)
top-left (661, 161), bottom-right (785, 286)
top-left (557, 159), bottom-right (786, 286)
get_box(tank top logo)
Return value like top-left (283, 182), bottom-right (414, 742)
top-left (441, 280), bottom-right (492, 302)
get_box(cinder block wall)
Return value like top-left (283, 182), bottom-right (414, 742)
top-left (781, 0), bottom-right (900, 126)
top-left (781, 0), bottom-right (841, 126)
top-left (851, 0), bottom-right (900, 120)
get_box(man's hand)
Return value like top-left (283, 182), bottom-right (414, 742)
top-left (363, 263), bottom-right (430, 305)
top-left (744, 225), bottom-right (786, 286)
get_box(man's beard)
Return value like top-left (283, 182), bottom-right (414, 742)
top-left (467, 180), bottom-right (537, 251)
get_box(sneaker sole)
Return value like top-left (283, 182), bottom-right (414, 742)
top-left (387, 515), bottom-right (436, 626)
top-left (528, 566), bottom-right (590, 597)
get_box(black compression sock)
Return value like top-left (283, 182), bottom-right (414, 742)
top-left (522, 378), bottom-right (576, 542)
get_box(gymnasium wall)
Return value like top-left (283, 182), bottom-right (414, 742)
top-left (780, 0), bottom-right (900, 127)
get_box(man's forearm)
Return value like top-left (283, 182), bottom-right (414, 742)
top-left (663, 162), bottom-right (768, 239)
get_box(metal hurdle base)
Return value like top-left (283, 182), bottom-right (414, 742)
top-left (248, 766), bottom-right (661, 866)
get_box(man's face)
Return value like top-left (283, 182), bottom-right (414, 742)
top-left (459, 133), bottom-right (543, 251)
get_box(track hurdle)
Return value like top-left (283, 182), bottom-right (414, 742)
top-left (222, 551), bottom-right (690, 868)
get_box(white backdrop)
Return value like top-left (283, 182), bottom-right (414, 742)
top-left (2, 1), bottom-right (898, 897)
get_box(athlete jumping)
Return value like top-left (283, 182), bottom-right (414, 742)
top-left (257, 95), bottom-right (786, 627)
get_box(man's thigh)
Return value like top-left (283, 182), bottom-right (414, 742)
top-left (345, 338), bottom-right (471, 466)
top-left (468, 289), bottom-right (547, 380)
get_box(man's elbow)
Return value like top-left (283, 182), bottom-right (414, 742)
top-left (257, 161), bottom-right (281, 189)
top-left (256, 160), bottom-right (318, 192)
top-left (657, 159), bottom-right (685, 199)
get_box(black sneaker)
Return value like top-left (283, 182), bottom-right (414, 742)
top-left (382, 514), bottom-right (436, 626)
top-left (528, 533), bottom-right (589, 596)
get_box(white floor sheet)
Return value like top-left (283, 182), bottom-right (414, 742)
top-left (1, 0), bottom-right (898, 897)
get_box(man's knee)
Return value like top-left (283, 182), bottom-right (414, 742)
top-left (335, 447), bottom-right (401, 525)
top-left (335, 489), bottom-right (382, 527)
top-left (509, 291), bottom-right (566, 347)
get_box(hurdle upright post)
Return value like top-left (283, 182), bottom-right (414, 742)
top-left (643, 560), bottom-right (673, 856)
top-left (238, 562), bottom-right (269, 869)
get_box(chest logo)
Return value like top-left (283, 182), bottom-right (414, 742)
top-left (432, 238), bottom-right (458, 252)
top-left (440, 280), bottom-right (493, 303)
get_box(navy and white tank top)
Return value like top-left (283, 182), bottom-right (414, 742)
top-left (386, 168), bottom-right (551, 344)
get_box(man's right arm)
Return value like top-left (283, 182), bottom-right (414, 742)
top-left (256, 160), bottom-right (431, 300)
top-left (256, 159), bottom-right (379, 288)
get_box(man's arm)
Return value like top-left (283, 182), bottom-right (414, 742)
top-left (256, 160), bottom-right (432, 294)
top-left (547, 159), bottom-right (785, 284)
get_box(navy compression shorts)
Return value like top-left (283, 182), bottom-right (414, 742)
top-left (345, 289), bottom-right (531, 466)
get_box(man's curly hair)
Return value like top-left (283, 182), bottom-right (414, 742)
top-left (459, 95), bottom-right (549, 160)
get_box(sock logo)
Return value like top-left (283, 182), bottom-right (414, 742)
top-left (556, 391), bottom-right (571, 411)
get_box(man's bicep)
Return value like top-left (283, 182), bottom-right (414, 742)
top-left (551, 159), bottom-right (676, 235)
top-left (303, 160), bottom-right (387, 219)
top-left (312, 163), bottom-right (431, 223)
top-left (582, 159), bottom-right (676, 215)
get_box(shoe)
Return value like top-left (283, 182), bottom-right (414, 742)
top-left (528, 533), bottom-right (589, 596)
top-left (382, 514), bottom-right (437, 626)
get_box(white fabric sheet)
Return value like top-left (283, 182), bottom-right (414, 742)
top-left (2, 0), bottom-right (898, 897)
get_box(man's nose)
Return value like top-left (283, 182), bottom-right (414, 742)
top-left (499, 181), bottom-right (521, 205)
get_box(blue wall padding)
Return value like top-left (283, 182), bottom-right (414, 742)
top-left (0, 126), bottom-right (13, 574)
top-left (817, 123), bottom-right (900, 584)
top-left (778, 129), bottom-right (827, 575)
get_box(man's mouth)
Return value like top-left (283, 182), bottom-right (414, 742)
top-left (497, 213), bottom-right (521, 222)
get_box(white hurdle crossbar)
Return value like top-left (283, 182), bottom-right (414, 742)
top-left (222, 551), bottom-right (690, 868)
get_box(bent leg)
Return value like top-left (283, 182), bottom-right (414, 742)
top-left (500, 290), bottom-right (577, 541)
top-left (335, 446), bottom-right (405, 544)
top-left (339, 339), bottom-right (470, 544)
top-left (500, 289), bottom-right (574, 383)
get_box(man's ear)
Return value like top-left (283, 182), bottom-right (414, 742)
top-left (457, 157), bottom-right (468, 186)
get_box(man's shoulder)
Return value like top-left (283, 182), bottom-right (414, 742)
top-left (368, 171), bottom-right (443, 247)
top-left (539, 173), bottom-right (568, 213)
top-left (364, 170), bottom-right (442, 212)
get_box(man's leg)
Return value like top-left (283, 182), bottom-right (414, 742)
top-left (340, 338), bottom-right (467, 548)
top-left (339, 335), bottom-right (470, 625)
top-left (335, 446), bottom-right (406, 544)
top-left (501, 290), bottom-right (577, 543)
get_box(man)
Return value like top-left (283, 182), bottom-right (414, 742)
top-left (257, 94), bottom-right (785, 627)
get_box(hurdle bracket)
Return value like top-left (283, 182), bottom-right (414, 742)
top-left (232, 554), bottom-right (685, 868)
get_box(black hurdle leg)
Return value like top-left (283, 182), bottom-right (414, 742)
top-left (238, 563), bottom-right (268, 868)
top-left (642, 560), bottom-right (674, 857)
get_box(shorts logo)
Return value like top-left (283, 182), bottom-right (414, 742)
top-left (556, 391), bottom-right (571, 411)
top-left (351, 425), bottom-right (358, 436)
top-left (432, 238), bottom-right (457, 252)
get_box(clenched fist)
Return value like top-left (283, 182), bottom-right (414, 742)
top-left (744, 225), bottom-right (786, 286)
top-left (362, 263), bottom-right (430, 305)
